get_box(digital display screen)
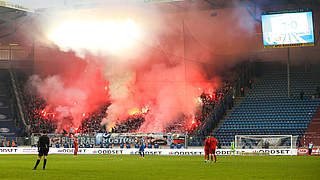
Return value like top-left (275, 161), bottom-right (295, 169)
top-left (262, 11), bottom-right (314, 48)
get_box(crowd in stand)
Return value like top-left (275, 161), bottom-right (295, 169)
top-left (19, 79), bottom-right (235, 135)
top-left (12, 61), bottom-right (250, 136)
top-left (196, 81), bottom-right (233, 123)
top-left (23, 89), bottom-right (57, 134)
top-left (165, 118), bottom-right (193, 134)
top-left (110, 82), bottom-right (234, 134)
top-left (79, 104), bottom-right (109, 133)
top-left (188, 62), bottom-right (255, 145)
top-left (14, 71), bottom-right (111, 135)
top-left (111, 115), bottom-right (145, 133)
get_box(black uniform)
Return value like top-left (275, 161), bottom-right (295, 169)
top-left (38, 135), bottom-right (50, 156)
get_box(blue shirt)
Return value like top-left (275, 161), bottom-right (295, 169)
top-left (308, 143), bottom-right (313, 149)
top-left (139, 139), bottom-right (145, 151)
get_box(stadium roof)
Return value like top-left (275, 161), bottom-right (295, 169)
top-left (0, 1), bottom-right (33, 24)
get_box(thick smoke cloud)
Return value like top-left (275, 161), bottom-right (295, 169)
top-left (28, 57), bottom-right (108, 131)
top-left (27, 1), bottom-right (258, 132)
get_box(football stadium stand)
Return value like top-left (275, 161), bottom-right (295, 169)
top-left (0, 69), bottom-right (18, 137)
top-left (214, 62), bottom-right (320, 147)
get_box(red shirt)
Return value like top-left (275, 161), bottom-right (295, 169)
top-left (210, 137), bottom-right (218, 149)
top-left (74, 140), bottom-right (78, 148)
top-left (204, 138), bottom-right (211, 150)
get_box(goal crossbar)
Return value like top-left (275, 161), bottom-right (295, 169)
top-left (235, 135), bottom-right (294, 150)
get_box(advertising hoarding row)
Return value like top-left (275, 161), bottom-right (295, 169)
top-left (0, 147), bottom-right (298, 156)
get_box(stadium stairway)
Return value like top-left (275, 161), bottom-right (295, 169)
top-left (301, 105), bottom-right (320, 146)
top-left (211, 97), bottom-right (245, 135)
top-left (0, 70), bottom-right (18, 137)
top-left (214, 64), bottom-right (320, 148)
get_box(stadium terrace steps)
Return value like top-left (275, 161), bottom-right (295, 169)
top-left (211, 97), bottom-right (245, 135)
top-left (302, 105), bottom-right (320, 146)
top-left (214, 67), bottom-right (320, 147)
top-left (0, 69), bottom-right (18, 137)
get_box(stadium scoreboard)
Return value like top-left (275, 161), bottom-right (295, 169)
top-left (261, 10), bottom-right (314, 48)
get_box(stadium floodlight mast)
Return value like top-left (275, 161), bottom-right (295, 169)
top-left (234, 135), bottom-right (297, 156)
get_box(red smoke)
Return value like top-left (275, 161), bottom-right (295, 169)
top-left (24, 3), bottom-right (257, 133)
top-left (29, 50), bottom-right (109, 130)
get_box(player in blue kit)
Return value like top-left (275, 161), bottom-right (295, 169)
top-left (138, 138), bottom-right (145, 159)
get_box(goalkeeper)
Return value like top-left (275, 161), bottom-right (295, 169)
top-left (230, 140), bottom-right (235, 155)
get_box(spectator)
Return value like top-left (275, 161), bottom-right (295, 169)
top-left (316, 86), bottom-right (320, 98)
top-left (249, 80), bottom-right (253, 89)
top-left (300, 90), bottom-right (304, 100)
top-left (308, 141), bottom-right (313, 156)
top-left (240, 87), bottom-right (244, 97)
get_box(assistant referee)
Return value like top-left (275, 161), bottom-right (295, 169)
top-left (32, 131), bottom-right (50, 170)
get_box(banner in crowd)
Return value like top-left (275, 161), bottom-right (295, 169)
top-left (95, 133), bottom-right (185, 145)
top-left (0, 147), bottom-right (297, 156)
top-left (45, 133), bottom-right (186, 146)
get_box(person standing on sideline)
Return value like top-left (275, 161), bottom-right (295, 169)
top-left (74, 138), bottom-right (78, 157)
top-left (138, 138), bottom-right (145, 159)
top-left (231, 140), bottom-right (235, 156)
top-left (308, 141), bottom-right (314, 156)
top-left (33, 131), bottom-right (50, 170)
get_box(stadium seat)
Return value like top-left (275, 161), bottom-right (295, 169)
top-left (170, 144), bottom-right (175, 149)
top-left (214, 69), bottom-right (320, 147)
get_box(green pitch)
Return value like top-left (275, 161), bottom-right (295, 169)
top-left (0, 155), bottom-right (319, 180)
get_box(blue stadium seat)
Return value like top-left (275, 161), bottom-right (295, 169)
top-left (170, 144), bottom-right (175, 149)
top-left (214, 70), bottom-right (320, 147)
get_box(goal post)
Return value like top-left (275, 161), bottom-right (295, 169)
top-left (234, 135), bottom-right (297, 155)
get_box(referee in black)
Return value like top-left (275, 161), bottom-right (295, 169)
top-left (32, 131), bottom-right (50, 170)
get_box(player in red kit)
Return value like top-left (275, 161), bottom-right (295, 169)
top-left (204, 136), bottom-right (211, 163)
top-left (210, 136), bottom-right (218, 163)
top-left (74, 138), bottom-right (78, 157)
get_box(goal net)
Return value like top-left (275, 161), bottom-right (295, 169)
top-left (235, 135), bottom-right (297, 150)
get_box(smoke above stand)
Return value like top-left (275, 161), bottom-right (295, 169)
top-left (30, 3), bottom-right (256, 133)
